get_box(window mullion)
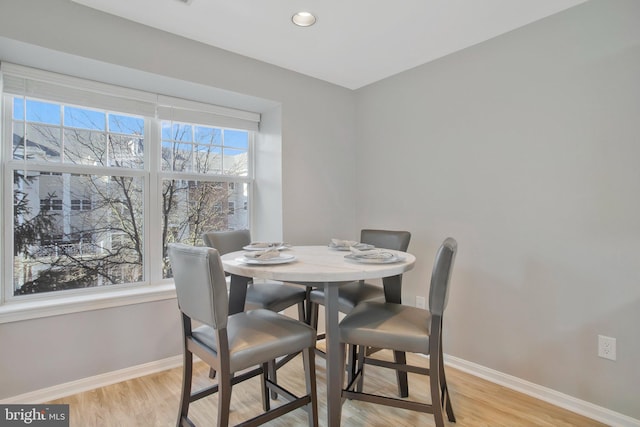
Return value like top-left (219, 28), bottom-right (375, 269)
top-left (147, 116), bottom-right (162, 284)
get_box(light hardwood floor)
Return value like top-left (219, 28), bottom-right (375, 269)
top-left (47, 350), bottom-right (606, 427)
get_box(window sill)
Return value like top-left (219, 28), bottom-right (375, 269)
top-left (0, 283), bottom-right (177, 324)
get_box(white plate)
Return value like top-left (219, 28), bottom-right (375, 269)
top-left (236, 254), bottom-right (296, 265)
top-left (344, 254), bottom-right (405, 264)
top-left (243, 243), bottom-right (290, 251)
top-left (329, 243), bottom-right (375, 251)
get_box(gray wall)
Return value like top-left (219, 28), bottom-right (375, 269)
top-left (1, 0), bottom-right (638, 421)
top-left (0, 0), bottom-right (357, 398)
top-left (354, 0), bottom-right (640, 419)
top-left (0, 300), bottom-right (182, 393)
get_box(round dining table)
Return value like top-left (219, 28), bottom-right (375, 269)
top-left (220, 245), bottom-right (416, 427)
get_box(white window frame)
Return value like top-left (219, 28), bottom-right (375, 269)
top-left (0, 63), bottom-right (259, 323)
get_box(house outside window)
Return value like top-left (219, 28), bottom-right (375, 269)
top-left (2, 63), bottom-right (258, 301)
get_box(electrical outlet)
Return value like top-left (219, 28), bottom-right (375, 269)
top-left (598, 335), bottom-right (616, 361)
top-left (416, 296), bottom-right (426, 309)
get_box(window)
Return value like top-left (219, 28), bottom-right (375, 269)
top-left (2, 63), bottom-right (259, 301)
top-left (40, 198), bottom-right (63, 212)
top-left (71, 199), bottom-right (92, 211)
top-left (159, 121), bottom-right (250, 278)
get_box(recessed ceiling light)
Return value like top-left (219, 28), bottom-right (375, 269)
top-left (292, 11), bottom-right (317, 27)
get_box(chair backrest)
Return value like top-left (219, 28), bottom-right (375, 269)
top-left (168, 243), bottom-right (229, 329)
top-left (428, 237), bottom-right (457, 317)
top-left (202, 229), bottom-right (251, 255)
top-left (360, 229), bottom-right (411, 252)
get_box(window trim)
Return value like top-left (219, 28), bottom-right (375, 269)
top-left (0, 282), bottom-right (176, 324)
top-left (1, 62), bottom-right (258, 321)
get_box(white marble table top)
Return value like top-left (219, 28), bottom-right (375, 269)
top-left (220, 244), bottom-right (416, 427)
top-left (220, 245), bottom-right (416, 283)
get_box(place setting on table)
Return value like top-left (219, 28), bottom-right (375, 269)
top-left (329, 238), bottom-right (407, 264)
top-left (328, 238), bottom-right (375, 251)
top-left (242, 241), bottom-right (292, 251)
top-left (234, 238), bottom-right (408, 266)
top-left (235, 241), bottom-right (296, 264)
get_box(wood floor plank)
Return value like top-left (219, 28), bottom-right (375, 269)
top-left (47, 350), bottom-right (606, 426)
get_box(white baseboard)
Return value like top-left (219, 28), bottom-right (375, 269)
top-left (2, 353), bottom-right (638, 427)
top-left (444, 354), bottom-right (640, 427)
top-left (0, 355), bottom-right (184, 405)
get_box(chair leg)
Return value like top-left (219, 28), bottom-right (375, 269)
top-left (177, 350), bottom-right (193, 427)
top-left (268, 360), bottom-right (278, 400)
top-left (393, 350), bottom-right (409, 398)
top-left (303, 287), bottom-right (312, 325)
top-left (309, 300), bottom-right (319, 330)
top-left (217, 367), bottom-right (233, 427)
top-left (346, 344), bottom-right (357, 388)
top-left (302, 346), bottom-right (319, 426)
top-left (297, 300), bottom-right (306, 324)
top-left (439, 337), bottom-right (455, 422)
top-left (355, 345), bottom-right (366, 392)
top-left (309, 301), bottom-right (328, 358)
top-left (429, 327), bottom-right (445, 427)
top-left (429, 354), bottom-right (445, 427)
top-left (261, 362), bottom-right (271, 412)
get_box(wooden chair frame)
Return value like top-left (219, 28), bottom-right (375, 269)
top-left (178, 312), bottom-right (318, 427)
top-left (342, 316), bottom-right (455, 427)
top-left (339, 237), bottom-right (457, 427)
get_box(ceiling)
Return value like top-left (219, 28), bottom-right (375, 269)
top-left (70, 0), bottom-right (586, 90)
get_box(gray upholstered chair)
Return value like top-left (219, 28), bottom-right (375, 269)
top-left (203, 230), bottom-right (307, 319)
top-left (308, 229), bottom-right (411, 396)
top-left (168, 243), bottom-right (318, 427)
top-left (309, 229), bottom-right (411, 315)
top-left (339, 237), bottom-right (458, 427)
top-left (202, 229), bottom-right (308, 396)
